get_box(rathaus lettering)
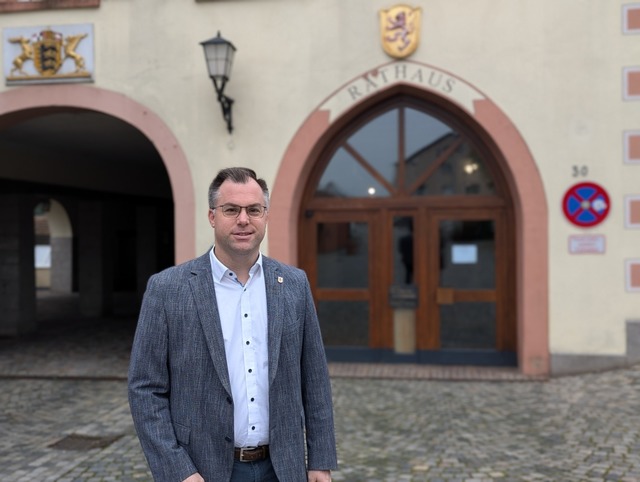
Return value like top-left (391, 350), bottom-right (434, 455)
top-left (347, 64), bottom-right (456, 102)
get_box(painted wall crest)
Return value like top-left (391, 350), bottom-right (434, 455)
top-left (379, 5), bottom-right (422, 59)
top-left (8, 29), bottom-right (89, 79)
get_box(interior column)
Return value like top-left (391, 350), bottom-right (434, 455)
top-left (0, 193), bottom-right (36, 335)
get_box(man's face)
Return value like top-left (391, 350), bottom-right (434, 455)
top-left (208, 179), bottom-right (268, 264)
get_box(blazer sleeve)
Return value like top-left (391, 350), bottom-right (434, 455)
top-left (128, 273), bottom-right (198, 482)
top-left (299, 275), bottom-right (338, 471)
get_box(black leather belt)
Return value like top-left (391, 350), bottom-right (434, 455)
top-left (234, 445), bottom-right (269, 462)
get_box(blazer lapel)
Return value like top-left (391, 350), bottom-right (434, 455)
top-left (188, 253), bottom-right (232, 397)
top-left (263, 257), bottom-right (284, 385)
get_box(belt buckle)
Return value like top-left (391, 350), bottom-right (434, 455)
top-left (239, 446), bottom-right (257, 462)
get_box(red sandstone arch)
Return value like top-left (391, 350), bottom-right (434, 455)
top-left (269, 61), bottom-right (549, 376)
top-left (0, 84), bottom-right (196, 263)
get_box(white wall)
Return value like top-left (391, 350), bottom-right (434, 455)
top-left (1, 0), bottom-right (639, 357)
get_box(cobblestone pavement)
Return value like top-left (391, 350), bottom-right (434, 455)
top-left (2, 296), bottom-right (640, 481)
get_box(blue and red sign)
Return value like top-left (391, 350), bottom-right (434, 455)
top-left (562, 182), bottom-right (610, 228)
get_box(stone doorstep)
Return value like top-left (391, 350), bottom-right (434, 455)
top-left (328, 362), bottom-right (548, 382)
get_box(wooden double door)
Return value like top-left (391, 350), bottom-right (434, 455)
top-left (298, 96), bottom-right (516, 365)
top-left (301, 205), bottom-right (516, 365)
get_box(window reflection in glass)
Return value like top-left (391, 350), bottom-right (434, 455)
top-left (348, 109), bottom-right (398, 187)
top-left (412, 142), bottom-right (496, 196)
top-left (393, 216), bottom-right (414, 284)
top-left (404, 108), bottom-right (453, 191)
top-left (314, 105), bottom-right (497, 199)
top-left (317, 222), bottom-right (369, 288)
top-left (404, 108), bottom-right (453, 159)
top-left (316, 148), bottom-right (389, 198)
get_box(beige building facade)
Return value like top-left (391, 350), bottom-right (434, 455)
top-left (1, 0), bottom-right (639, 377)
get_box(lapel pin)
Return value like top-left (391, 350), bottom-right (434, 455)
top-left (277, 276), bottom-right (284, 284)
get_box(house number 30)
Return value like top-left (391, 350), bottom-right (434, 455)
top-left (572, 165), bottom-right (589, 177)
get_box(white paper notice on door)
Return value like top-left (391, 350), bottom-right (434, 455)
top-left (451, 244), bottom-right (478, 264)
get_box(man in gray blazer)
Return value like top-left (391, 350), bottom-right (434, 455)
top-left (128, 167), bottom-right (337, 482)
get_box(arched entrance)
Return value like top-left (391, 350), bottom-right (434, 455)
top-left (0, 85), bottom-right (195, 263)
top-left (300, 95), bottom-right (515, 365)
top-left (270, 61), bottom-right (549, 375)
top-left (0, 85), bottom-right (196, 336)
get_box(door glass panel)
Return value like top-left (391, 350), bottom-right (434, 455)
top-left (316, 147), bottom-right (390, 198)
top-left (440, 302), bottom-right (495, 349)
top-left (318, 301), bottom-right (369, 346)
top-left (393, 216), bottom-right (414, 285)
top-left (412, 142), bottom-right (496, 196)
top-left (317, 221), bottom-right (369, 288)
top-left (347, 109), bottom-right (398, 188)
top-left (404, 108), bottom-right (454, 191)
top-left (439, 219), bottom-right (497, 350)
top-left (392, 215), bottom-right (417, 354)
top-left (439, 220), bottom-right (495, 289)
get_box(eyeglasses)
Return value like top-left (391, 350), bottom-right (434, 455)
top-left (212, 204), bottom-right (268, 218)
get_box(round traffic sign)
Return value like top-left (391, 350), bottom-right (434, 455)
top-left (562, 182), bottom-right (610, 227)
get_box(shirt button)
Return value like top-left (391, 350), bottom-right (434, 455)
top-left (246, 341), bottom-right (250, 345)
top-left (251, 397), bottom-right (255, 402)
top-left (248, 369), bottom-right (252, 373)
top-left (244, 313), bottom-right (248, 318)
top-left (251, 426), bottom-right (255, 431)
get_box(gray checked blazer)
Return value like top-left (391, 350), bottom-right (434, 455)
top-left (128, 252), bottom-right (337, 482)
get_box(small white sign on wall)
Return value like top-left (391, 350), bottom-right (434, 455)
top-left (568, 235), bottom-right (606, 254)
top-left (451, 244), bottom-right (477, 264)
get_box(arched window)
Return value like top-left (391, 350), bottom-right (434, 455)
top-left (300, 97), bottom-right (516, 366)
top-left (316, 106), bottom-right (498, 199)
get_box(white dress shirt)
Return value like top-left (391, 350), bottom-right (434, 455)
top-left (210, 248), bottom-right (269, 448)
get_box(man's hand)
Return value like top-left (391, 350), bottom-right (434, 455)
top-left (308, 470), bottom-right (331, 482)
top-left (182, 473), bottom-right (204, 482)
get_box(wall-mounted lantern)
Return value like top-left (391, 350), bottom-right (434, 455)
top-left (200, 31), bottom-right (236, 134)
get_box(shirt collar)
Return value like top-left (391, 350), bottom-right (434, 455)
top-left (209, 247), bottom-right (263, 282)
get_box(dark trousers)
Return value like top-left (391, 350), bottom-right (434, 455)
top-left (229, 455), bottom-right (279, 482)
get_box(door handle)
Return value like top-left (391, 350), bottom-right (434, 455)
top-left (436, 287), bottom-right (454, 305)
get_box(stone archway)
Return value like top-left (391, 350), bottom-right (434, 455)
top-left (269, 60), bottom-right (548, 376)
top-left (0, 84), bottom-right (196, 335)
top-left (0, 84), bottom-right (196, 263)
